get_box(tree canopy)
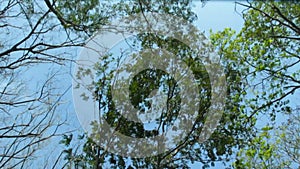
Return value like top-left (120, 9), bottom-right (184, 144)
top-left (0, 0), bottom-right (299, 169)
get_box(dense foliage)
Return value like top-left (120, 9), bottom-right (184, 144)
top-left (1, 0), bottom-right (299, 168)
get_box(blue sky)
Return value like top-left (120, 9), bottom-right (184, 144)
top-left (193, 1), bottom-right (244, 34)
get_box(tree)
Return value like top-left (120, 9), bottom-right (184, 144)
top-left (209, 1), bottom-right (299, 168)
top-left (233, 109), bottom-right (300, 169)
top-left (212, 0), bottom-right (300, 120)
top-left (45, 0), bottom-right (299, 168)
top-left (64, 1), bottom-right (256, 169)
top-left (0, 0), bottom-right (109, 167)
